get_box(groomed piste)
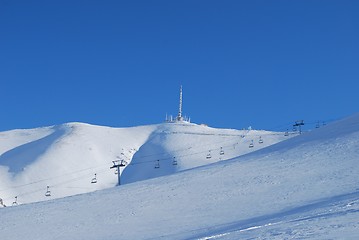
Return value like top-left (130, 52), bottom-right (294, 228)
top-left (0, 114), bottom-right (358, 239)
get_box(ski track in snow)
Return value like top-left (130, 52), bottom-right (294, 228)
top-left (196, 191), bottom-right (359, 240)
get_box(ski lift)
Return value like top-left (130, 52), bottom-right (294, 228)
top-left (284, 129), bottom-right (289, 136)
top-left (316, 122), bottom-right (320, 128)
top-left (292, 126), bottom-right (297, 132)
top-left (172, 157), bottom-right (177, 166)
top-left (45, 186), bottom-right (51, 197)
top-left (12, 196), bottom-right (18, 206)
top-left (155, 160), bottom-right (160, 169)
top-left (206, 150), bottom-right (212, 159)
top-left (249, 140), bottom-right (254, 148)
top-left (111, 159), bottom-right (127, 175)
top-left (220, 147), bottom-right (224, 155)
top-left (91, 173), bottom-right (97, 184)
top-left (259, 137), bottom-right (263, 144)
top-left (0, 198), bottom-right (5, 207)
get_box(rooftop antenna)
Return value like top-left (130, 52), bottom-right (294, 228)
top-left (177, 85), bottom-right (183, 121)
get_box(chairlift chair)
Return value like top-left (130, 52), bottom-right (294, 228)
top-left (172, 157), bottom-right (177, 166)
top-left (259, 137), bottom-right (263, 144)
top-left (45, 186), bottom-right (51, 197)
top-left (284, 130), bottom-right (289, 136)
top-left (220, 147), bottom-right (224, 155)
top-left (91, 173), bottom-right (97, 184)
top-left (155, 160), bottom-right (160, 169)
top-left (249, 140), bottom-right (254, 148)
top-left (12, 196), bottom-right (18, 206)
top-left (206, 150), bottom-right (212, 159)
top-left (0, 198), bottom-right (5, 207)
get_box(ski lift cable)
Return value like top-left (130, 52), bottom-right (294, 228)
top-left (1, 167), bottom-right (111, 202)
top-left (0, 127), bottom-right (285, 196)
top-left (3, 167), bottom-right (111, 202)
top-left (1, 118), bottom-right (338, 200)
top-left (2, 118), bottom-right (337, 192)
top-left (0, 132), bottom-right (255, 201)
top-left (1, 129), bottom-right (253, 194)
top-left (0, 135), bottom-right (249, 197)
top-left (0, 163), bottom-right (110, 192)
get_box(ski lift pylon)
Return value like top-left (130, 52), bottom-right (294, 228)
top-left (284, 129), bottom-right (289, 136)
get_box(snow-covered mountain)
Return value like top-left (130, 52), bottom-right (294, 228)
top-left (1, 114), bottom-right (358, 239)
top-left (0, 121), bottom-right (287, 205)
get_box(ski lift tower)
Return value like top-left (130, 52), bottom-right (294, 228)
top-left (293, 120), bottom-right (305, 134)
top-left (110, 159), bottom-right (127, 186)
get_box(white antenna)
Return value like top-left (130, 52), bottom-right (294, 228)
top-left (177, 85), bottom-right (183, 121)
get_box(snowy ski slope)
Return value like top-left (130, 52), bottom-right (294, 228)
top-left (0, 121), bottom-right (286, 205)
top-left (0, 114), bottom-right (358, 239)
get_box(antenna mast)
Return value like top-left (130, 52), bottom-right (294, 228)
top-left (177, 85), bottom-right (183, 121)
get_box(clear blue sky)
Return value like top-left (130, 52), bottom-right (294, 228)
top-left (1, 0), bottom-right (358, 132)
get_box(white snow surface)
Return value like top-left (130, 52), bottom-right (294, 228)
top-left (0, 122), bottom-right (285, 205)
top-left (1, 115), bottom-right (359, 239)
